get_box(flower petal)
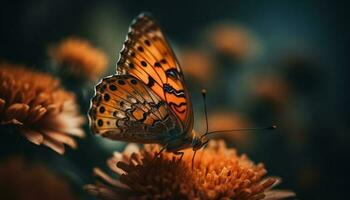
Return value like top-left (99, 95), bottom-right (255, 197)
top-left (93, 168), bottom-right (130, 190)
top-left (5, 103), bottom-right (29, 122)
top-left (21, 130), bottom-right (44, 145)
top-left (43, 130), bottom-right (77, 149)
top-left (0, 98), bottom-right (5, 114)
top-left (263, 190), bottom-right (296, 200)
top-left (84, 184), bottom-right (123, 200)
top-left (42, 135), bottom-right (65, 154)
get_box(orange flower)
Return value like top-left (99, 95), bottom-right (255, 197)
top-left (0, 63), bottom-right (85, 154)
top-left (180, 49), bottom-right (215, 83)
top-left (251, 75), bottom-right (291, 108)
top-left (85, 141), bottom-right (295, 200)
top-left (0, 157), bottom-right (78, 200)
top-left (208, 24), bottom-right (255, 59)
top-left (49, 37), bottom-right (108, 81)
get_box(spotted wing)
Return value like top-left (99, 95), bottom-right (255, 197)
top-left (116, 13), bottom-right (193, 133)
top-left (88, 74), bottom-right (182, 143)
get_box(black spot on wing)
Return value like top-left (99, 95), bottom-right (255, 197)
top-left (141, 61), bottom-right (147, 67)
top-left (147, 76), bottom-right (156, 87)
top-left (144, 40), bottom-right (151, 46)
top-left (104, 94), bottom-right (110, 101)
top-left (109, 85), bottom-right (117, 91)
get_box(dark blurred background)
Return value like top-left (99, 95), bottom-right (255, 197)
top-left (0, 0), bottom-right (348, 199)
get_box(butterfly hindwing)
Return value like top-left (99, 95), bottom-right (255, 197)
top-left (116, 13), bottom-right (193, 133)
top-left (89, 74), bottom-right (182, 143)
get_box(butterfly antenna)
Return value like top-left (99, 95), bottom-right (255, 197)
top-left (201, 89), bottom-right (209, 136)
top-left (206, 125), bottom-right (277, 135)
top-left (199, 89), bottom-right (276, 137)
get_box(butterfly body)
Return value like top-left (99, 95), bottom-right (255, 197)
top-left (89, 13), bottom-right (206, 153)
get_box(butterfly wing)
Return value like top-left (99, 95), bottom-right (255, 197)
top-left (116, 13), bottom-right (193, 134)
top-left (89, 74), bottom-right (182, 143)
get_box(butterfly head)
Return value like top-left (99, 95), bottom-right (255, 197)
top-left (191, 135), bottom-right (209, 151)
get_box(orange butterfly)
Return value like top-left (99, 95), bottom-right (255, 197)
top-left (89, 13), bottom-right (275, 159)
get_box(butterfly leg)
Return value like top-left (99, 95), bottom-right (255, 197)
top-left (146, 144), bottom-right (168, 172)
top-left (191, 139), bottom-right (209, 170)
top-left (150, 143), bottom-right (168, 164)
top-left (154, 144), bottom-right (167, 159)
top-left (173, 151), bottom-right (184, 165)
top-left (191, 150), bottom-right (197, 170)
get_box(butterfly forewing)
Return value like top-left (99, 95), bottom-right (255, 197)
top-left (89, 74), bottom-right (182, 143)
top-left (116, 13), bottom-right (193, 133)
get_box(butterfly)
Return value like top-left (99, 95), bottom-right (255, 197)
top-left (88, 13), bottom-right (275, 159)
top-left (88, 13), bottom-right (209, 157)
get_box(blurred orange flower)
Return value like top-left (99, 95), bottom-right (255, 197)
top-left (180, 49), bottom-right (215, 83)
top-left (251, 75), bottom-right (291, 109)
top-left (85, 141), bottom-right (295, 200)
top-left (49, 37), bottom-right (108, 81)
top-left (0, 63), bottom-right (85, 154)
top-left (0, 157), bottom-right (77, 200)
top-left (208, 24), bottom-right (254, 59)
